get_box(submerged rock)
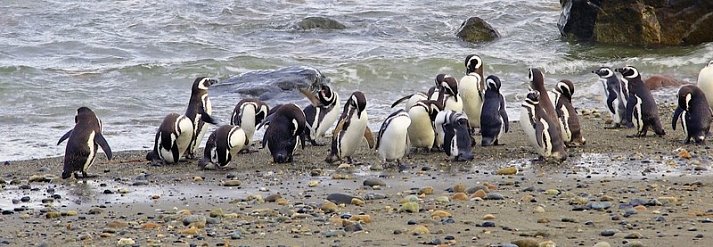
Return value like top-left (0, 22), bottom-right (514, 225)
top-left (211, 66), bottom-right (330, 101)
top-left (558, 0), bottom-right (713, 45)
top-left (294, 17), bottom-right (346, 30)
top-left (456, 17), bottom-right (500, 43)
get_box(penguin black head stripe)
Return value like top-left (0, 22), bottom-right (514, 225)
top-left (556, 79), bottom-right (575, 99)
top-left (193, 77), bottom-right (217, 91)
top-left (525, 91), bottom-right (540, 105)
top-left (592, 67), bottom-right (615, 78)
top-left (486, 75), bottom-right (501, 91)
top-left (464, 54), bottom-right (483, 75)
top-left (346, 91), bottom-right (366, 118)
top-left (528, 68), bottom-right (545, 91)
top-left (436, 74), bottom-right (459, 100)
top-left (615, 66), bottom-right (639, 79)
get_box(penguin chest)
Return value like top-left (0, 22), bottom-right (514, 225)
top-left (407, 110), bottom-right (435, 148)
top-left (632, 95), bottom-right (644, 130)
top-left (240, 106), bottom-right (257, 142)
top-left (339, 113), bottom-right (368, 157)
top-left (460, 76), bottom-right (483, 126)
top-left (317, 103), bottom-right (340, 139)
top-left (444, 95), bottom-right (464, 112)
top-left (176, 117), bottom-right (194, 158)
top-left (82, 131), bottom-right (97, 171)
top-left (157, 132), bottom-right (178, 163)
top-left (519, 104), bottom-right (540, 151)
top-left (698, 67), bottom-right (713, 107)
top-left (538, 118), bottom-right (553, 156)
top-left (379, 116), bottom-right (411, 161)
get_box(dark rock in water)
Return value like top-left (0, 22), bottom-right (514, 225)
top-left (455, 17), bottom-right (500, 43)
top-left (294, 17), bottom-right (346, 30)
top-left (558, 0), bottom-right (713, 45)
top-left (326, 193), bottom-right (362, 205)
top-left (212, 66), bottom-right (329, 101)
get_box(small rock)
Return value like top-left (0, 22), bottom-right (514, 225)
top-left (452, 183), bottom-right (466, 193)
top-left (320, 201), bottom-right (338, 213)
top-left (471, 189), bottom-right (487, 199)
top-left (179, 226), bottom-right (200, 235)
top-left (182, 215), bottom-right (207, 228)
top-left (400, 202), bottom-right (420, 213)
top-left (276, 198), bottom-right (289, 206)
top-left (592, 242), bottom-right (611, 247)
top-left (351, 198), bottom-right (365, 206)
top-left (64, 210), bottom-right (78, 216)
top-left (324, 230), bottom-right (346, 238)
top-left (456, 16), bottom-right (500, 43)
top-left (308, 180), bottom-right (319, 187)
top-left (495, 166), bottom-right (518, 175)
top-left (45, 211), bottom-right (60, 219)
top-left (117, 238), bottom-right (135, 247)
top-left (533, 206), bottom-right (545, 213)
top-left (480, 221), bottom-right (496, 227)
top-left (350, 214), bottom-right (372, 223)
top-left (400, 195), bottom-right (419, 203)
top-left (265, 194), bottom-right (282, 202)
top-left (435, 196), bottom-right (450, 205)
top-left (537, 218), bottom-right (550, 224)
top-left (545, 189), bottom-right (559, 196)
top-left (411, 225), bottom-right (429, 235)
top-left (600, 229), bottom-right (617, 237)
top-left (327, 193), bottom-right (361, 205)
top-left (657, 196), bottom-right (678, 205)
top-left (484, 192), bottom-right (505, 200)
top-left (431, 210), bottom-right (452, 219)
top-left (141, 222), bottom-right (160, 229)
top-left (209, 208), bottom-right (224, 218)
top-left (419, 186), bottom-right (434, 195)
top-left (107, 221), bottom-right (129, 229)
top-left (678, 149), bottom-right (692, 159)
top-left (363, 178), bottom-right (386, 187)
top-left (230, 230), bottom-right (242, 239)
top-left (88, 208), bottom-right (103, 215)
top-left (624, 232), bottom-right (643, 239)
top-left (451, 192), bottom-right (468, 201)
top-left (511, 239), bottom-right (539, 247)
top-left (222, 180), bottom-right (241, 187)
top-left (342, 220), bottom-right (363, 232)
top-left (483, 214), bottom-right (496, 220)
top-left (193, 176), bottom-right (204, 182)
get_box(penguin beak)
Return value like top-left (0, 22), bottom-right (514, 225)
top-left (614, 68), bottom-right (623, 73)
top-left (207, 78), bottom-right (219, 86)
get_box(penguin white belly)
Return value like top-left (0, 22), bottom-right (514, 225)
top-left (317, 102), bottom-right (340, 140)
top-left (632, 96), bottom-right (644, 131)
top-left (612, 99), bottom-right (623, 124)
top-left (497, 115), bottom-right (505, 141)
top-left (228, 128), bottom-right (247, 158)
top-left (539, 119), bottom-right (553, 156)
top-left (339, 112), bottom-right (368, 157)
top-left (558, 106), bottom-right (572, 142)
top-left (176, 117), bottom-right (194, 159)
top-left (519, 107), bottom-right (539, 152)
top-left (444, 95), bottom-right (463, 112)
top-left (434, 112), bottom-right (448, 148)
top-left (240, 107), bottom-right (257, 145)
top-left (698, 66), bottom-right (713, 108)
top-left (83, 132), bottom-right (97, 171)
top-left (460, 75), bottom-right (482, 127)
top-left (378, 116), bottom-right (411, 161)
top-left (407, 109), bottom-right (435, 148)
top-left (404, 94), bottom-right (428, 111)
top-left (158, 133), bottom-right (178, 163)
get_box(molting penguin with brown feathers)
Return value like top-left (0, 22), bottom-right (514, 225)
top-left (185, 77), bottom-right (220, 159)
top-left (57, 107), bottom-right (112, 179)
top-left (300, 84), bottom-right (340, 146)
top-left (616, 66), bottom-right (665, 137)
top-left (519, 91), bottom-right (567, 162)
top-left (526, 68), bottom-right (567, 159)
top-left (552, 79), bottom-right (586, 147)
top-left (672, 85), bottom-right (712, 144)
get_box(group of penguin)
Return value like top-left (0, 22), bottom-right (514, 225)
top-left (56, 57), bottom-right (713, 179)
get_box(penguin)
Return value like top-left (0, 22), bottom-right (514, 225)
top-left (428, 74), bottom-right (463, 112)
top-left (391, 92), bottom-right (428, 111)
top-left (592, 67), bottom-right (630, 128)
top-left (57, 107), bottom-right (112, 179)
top-left (375, 109), bottom-right (411, 164)
top-left (199, 125), bottom-right (249, 168)
top-left (480, 75), bottom-right (509, 146)
top-left (520, 91), bottom-right (568, 162)
top-left (185, 77), bottom-right (220, 159)
top-left (326, 91), bottom-right (376, 164)
top-left (616, 66), bottom-right (666, 137)
top-left (697, 60), bottom-right (713, 109)
top-left (459, 54), bottom-right (485, 128)
top-left (552, 79), bottom-right (586, 147)
top-left (231, 99), bottom-right (269, 152)
top-left (528, 68), bottom-right (568, 150)
top-left (300, 84), bottom-right (341, 145)
top-left (407, 100), bottom-right (442, 152)
top-left (259, 104), bottom-right (306, 163)
top-left (439, 110), bottom-right (474, 161)
top-left (672, 85), bottom-right (712, 144)
top-left (146, 113), bottom-right (194, 164)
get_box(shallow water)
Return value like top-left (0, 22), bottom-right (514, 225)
top-left (1, 0), bottom-right (711, 161)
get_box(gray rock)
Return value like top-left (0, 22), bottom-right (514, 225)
top-left (327, 193), bottom-right (362, 205)
top-left (230, 230), bottom-right (242, 240)
top-left (455, 17), bottom-right (500, 43)
top-left (484, 193), bottom-right (505, 200)
top-left (212, 66), bottom-right (329, 102)
top-left (588, 201), bottom-right (612, 210)
top-left (363, 178), bottom-right (386, 187)
top-left (294, 17), bottom-right (346, 30)
top-left (600, 229), bottom-right (617, 237)
top-left (182, 215), bottom-right (207, 226)
top-left (325, 230), bottom-right (346, 238)
top-left (364, 192), bottom-right (388, 200)
top-left (343, 221), bottom-right (363, 232)
top-left (206, 217), bottom-right (221, 225)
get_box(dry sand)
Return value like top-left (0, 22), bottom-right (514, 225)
top-left (1, 104), bottom-right (713, 247)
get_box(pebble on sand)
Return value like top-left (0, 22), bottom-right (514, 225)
top-left (351, 198), bottom-right (365, 206)
top-left (209, 208), bottom-right (224, 218)
top-left (451, 192), bottom-right (468, 201)
top-left (483, 214), bottom-right (496, 220)
top-left (222, 180), bottom-right (242, 187)
top-left (471, 189), bottom-right (487, 199)
top-left (117, 238), bottom-right (135, 247)
top-left (179, 226), bottom-right (200, 235)
top-left (400, 202), bottom-right (420, 213)
top-left (435, 196), bottom-right (450, 205)
top-left (533, 206), bottom-right (545, 213)
top-left (350, 214), bottom-right (372, 223)
top-left (411, 225), bottom-right (429, 235)
top-left (320, 201), bottom-right (339, 213)
top-left (495, 166), bottom-right (518, 175)
top-left (45, 211), bottom-right (60, 219)
top-left (592, 242), bottom-right (611, 247)
top-left (419, 186), bottom-right (434, 195)
top-left (452, 183), bottom-right (466, 193)
top-left (431, 210), bottom-right (452, 219)
top-left (308, 180), bottom-right (319, 187)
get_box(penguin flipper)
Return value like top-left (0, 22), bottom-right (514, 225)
top-left (200, 113), bottom-right (220, 125)
top-left (625, 95), bottom-right (636, 124)
top-left (363, 126), bottom-right (376, 149)
top-left (299, 87), bottom-right (322, 107)
top-left (57, 129), bottom-right (73, 145)
top-left (390, 94), bottom-right (413, 108)
top-left (95, 133), bottom-right (113, 160)
top-left (535, 123), bottom-right (544, 148)
top-left (499, 99), bottom-right (509, 132)
top-left (606, 93), bottom-right (617, 114)
top-left (672, 107), bottom-right (683, 130)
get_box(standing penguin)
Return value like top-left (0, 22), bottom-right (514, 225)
top-left (199, 125), bottom-right (249, 168)
top-left (391, 92), bottom-right (428, 111)
top-left (552, 79), bottom-right (586, 147)
top-left (57, 107), bottom-right (112, 179)
top-left (146, 113), bottom-right (194, 164)
top-left (439, 111), bottom-right (474, 161)
top-left (592, 67), bottom-right (630, 128)
top-left (185, 77), bottom-right (220, 159)
top-left (407, 100), bottom-right (442, 152)
top-left (301, 84), bottom-right (341, 145)
top-left (616, 66), bottom-right (666, 137)
top-left (326, 91), bottom-right (375, 164)
top-left (520, 91), bottom-right (568, 162)
top-left (480, 75), bottom-right (509, 146)
top-left (260, 104), bottom-right (306, 163)
top-left (697, 60), bottom-right (713, 109)
top-left (376, 110), bottom-right (411, 164)
top-left (231, 99), bottom-right (269, 152)
top-left (459, 54), bottom-right (485, 128)
top-left (672, 85), bottom-right (712, 144)
top-left (428, 74), bottom-right (463, 112)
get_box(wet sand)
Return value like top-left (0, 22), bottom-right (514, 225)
top-left (2, 104), bottom-right (713, 247)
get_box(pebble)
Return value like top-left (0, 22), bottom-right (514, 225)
top-left (431, 210), bottom-right (451, 218)
top-left (350, 214), bottom-right (372, 223)
top-left (179, 226), bottom-right (200, 235)
top-left (88, 208), bottom-right (104, 215)
top-left (107, 221), bottom-right (129, 229)
top-left (419, 186), bottom-right (434, 195)
top-left (400, 202), bottom-right (420, 213)
top-left (1, 210), bottom-right (13, 215)
top-left (511, 239), bottom-right (539, 247)
top-left (327, 193), bottom-right (360, 205)
top-left (537, 218), bottom-right (550, 223)
top-left (209, 208), bottom-right (224, 218)
top-left (451, 192), bottom-right (468, 201)
top-left (495, 166), bottom-right (518, 175)
top-left (533, 206), bottom-right (545, 213)
top-left (400, 195), bottom-right (419, 203)
top-left (308, 180), bottom-right (319, 187)
top-left (351, 198), bottom-right (365, 206)
top-left (624, 241), bottom-right (644, 247)
top-left (193, 176), bottom-right (203, 182)
top-left (471, 189), bottom-right (487, 199)
top-left (435, 196), bottom-right (450, 205)
top-left (588, 202), bottom-right (612, 210)
top-left (20, 196), bottom-right (30, 202)
top-left (117, 238), bottom-right (135, 247)
top-left (363, 178), bottom-right (386, 187)
top-left (64, 210), bottom-right (78, 216)
top-left (657, 196), bottom-right (678, 205)
top-left (600, 229), bottom-right (617, 237)
top-left (484, 192), bottom-right (505, 200)
top-left (324, 230), bottom-right (346, 238)
top-left (265, 194), bottom-right (282, 202)
top-left (452, 183), bottom-right (466, 193)
top-left (364, 192), bottom-right (387, 200)
top-left (182, 215), bottom-right (207, 227)
top-left (45, 211), bottom-right (60, 219)
top-left (141, 222), bottom-right (160, 229)
top-left (411, 225), bottom-right (429, 235)
top-left (592, 242), bottom-right (611, 247)
top-left (480, 221), bottom-right (496, 227)
top-left (206, 217), bottom-right (221, 225)
top-left (483, 214), bottom-right (496, 220)
top-left (320, 201), bottom-right (338, 213)
top-left (343, 220), bottom-right (363, 232)
top-left (222, 180), bottom-right (241, 187)
top-left (230, 230), bottom-right (242, 239)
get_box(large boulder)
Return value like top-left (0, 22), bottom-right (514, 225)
top-left (558, 0), bottom-right (713, 46)
top-left (211, 66), bottom-right (329, 101)
top-left (294, 17), bottom-right (346, 30)
top-left (456, 17), bottom-right (500, 43)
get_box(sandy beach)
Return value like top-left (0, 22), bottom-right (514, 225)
top-left (2, 104), bottom-right (713, 247)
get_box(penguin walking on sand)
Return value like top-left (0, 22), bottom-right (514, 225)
top-left (326, 91), bottom-right (375, 164)
top-left (438, 110), bottom-right (474, 161)
top-left (527, 68), bottom-right (567, 156)
top-left (376, 109), bottom-right (411, 164)
top-left (672, 85), bottom-right (712, 144)
top-left (407, 100), bottom-right (442, 152)
top-left (697, 60), bottom-right (713, 109)
top-left (231, 99), bottom-right (269, 152)
top-left (592, 67), bottom-right (630, 128)
top-left (480, 75), bottom-right (509, 146)
top-left (146, 113), bottom-right (194, 164)
top-left (520, 91), bottom-right (567, 162)
top-left (57, 107), bottom-right (112, 179)
top-left (199, 125), bottom-right (249, 168)
top-left (300, 84), bottom-right (341, 146)
top-left (185, 77), bottom-right (220, 159)
top-left (459, 54), bottom-right (485, 129)
top-left (552, 79), bottom-right (586, 147)
top-left (616, 66), bottom-right (666, 137)
top-left (259, 104), bottom-right (306, 163)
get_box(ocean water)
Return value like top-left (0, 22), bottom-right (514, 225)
top-left (1, 0), bottom-right (711, 161)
